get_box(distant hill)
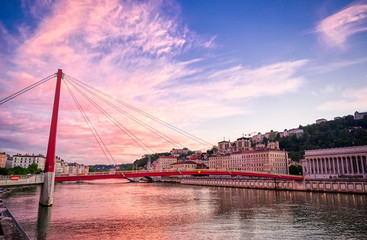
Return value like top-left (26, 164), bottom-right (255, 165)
top-left (277, 115), bottom-right (367, 161)
top-left (89, 163), bottom-right (132, 172)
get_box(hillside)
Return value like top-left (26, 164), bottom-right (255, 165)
top-left (277, 115), bottom-right (367, 161)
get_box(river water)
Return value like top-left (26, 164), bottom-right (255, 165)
top-left (3, 179), bottom-right (367, 240)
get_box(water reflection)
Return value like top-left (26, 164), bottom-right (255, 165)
top-left (2, 180), bottom-right (367, 239)
top-left (37, 206), bottom-right (52, 240)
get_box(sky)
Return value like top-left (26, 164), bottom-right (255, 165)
top-left (0, 0), bottom-right (366, 165)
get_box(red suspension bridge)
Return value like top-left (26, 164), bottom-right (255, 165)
top-left (1, 69), bottom-right (303, 206)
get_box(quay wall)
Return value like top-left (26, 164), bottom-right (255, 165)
top-left (0, 174), bottom-right (44, 187)
top-left (161, 177), bottom-right (367, 194)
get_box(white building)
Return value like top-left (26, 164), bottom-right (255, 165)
top-left (12, 154), bottom-right (46, 170)
top-left (354, 111), bottom-right (367, 120)
top-left (301, 146), bottom-right (367, 179)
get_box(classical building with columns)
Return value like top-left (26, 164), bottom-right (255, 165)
top-left (301, 145), bottom-right (367, 179)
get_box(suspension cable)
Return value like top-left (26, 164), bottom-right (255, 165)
top-left (64, 74), bottom-right (213, 148)
top-left (65, 75), bottom-right (186, 149)
top-left (0, 73), bottom-right (56, 106)
top-left (64, 80), bottom-right (117, 166)
top-left (65, 78), bottom-right (156, 155)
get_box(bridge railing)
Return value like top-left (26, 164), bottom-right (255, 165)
top-left (0, 174), bottom-right (35, 180)
top-left (55, 169), bottom-right (303, 179)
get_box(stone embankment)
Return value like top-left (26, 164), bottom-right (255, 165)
top-left (162, 177), bottom-right (367, 194)
top-left (0, 188), bottom-right (29, 240)
top-left (0, 174), bottom-right (44, 187)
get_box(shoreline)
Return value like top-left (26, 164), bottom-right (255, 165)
top-left (0, 187), bottom-right (30, 240)
top-left (160, 176), bottom-right (367, 194)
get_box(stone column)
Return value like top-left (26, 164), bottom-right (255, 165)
top-left (336, 157), bottom-right (340, 176)
top-left (346, 157), bottom-right (350, 174)
top-left (341, 157), bottom-right (345, 174)
top-left (361, 156), bottom-right (366, 174)
top-left (315, 158), bottom-right (319, 174)
top-left (350, 156), bottom-right (354, 175)
top-left (355, 156), bottom-right (360, 174)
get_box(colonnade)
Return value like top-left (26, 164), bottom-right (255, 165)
top-left (303, 155), bottom-right (367, 177)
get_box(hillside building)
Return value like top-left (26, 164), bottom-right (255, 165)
top-left (316, 118), bottom-right (327, 124)
top-left (354, 111), bottom-right (367, 120)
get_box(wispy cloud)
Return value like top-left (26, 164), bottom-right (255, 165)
top-left (317, 87), bottom-right (367, 111)
top-left (308, 57), bottom-right (367, 73)
top-left (316, 1), bottom-right (367, 49)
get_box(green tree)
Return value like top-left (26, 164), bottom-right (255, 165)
top-left (89, 167), bottom-right (96, 172)
top-left (289, 165), bottom-right (303, 175)
top-left (27, 163), bottom-right (39, 174)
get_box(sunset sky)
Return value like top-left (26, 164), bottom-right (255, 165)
top-left (1, 0), bottom-right (366, 164)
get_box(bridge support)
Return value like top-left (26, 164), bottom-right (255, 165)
top-left (40, 69), bottom-right (63, 206)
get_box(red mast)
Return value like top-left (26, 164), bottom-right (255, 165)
top-left (44, 69), bottom-right (62, 173)
top-left (40, 69), bottom-right (62, 206)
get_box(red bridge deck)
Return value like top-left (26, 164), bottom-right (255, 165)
top-left (55, 169), bottom-right (303, 182)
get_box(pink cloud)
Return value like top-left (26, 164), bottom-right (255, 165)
top-left (316, 2), bottom-right (367, 48)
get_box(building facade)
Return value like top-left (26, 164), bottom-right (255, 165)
top-left (0, 152), bottom-right (6, 168)
top-left (12, 154), bottom-right (46, 170)
top-left (354, 111), bottom-right (367, 120)
top-left (170, 148), bottom-right (189, 157)
top-left (316, 118), bottom-right (327, 124)
top-left (300, 145), bottom-right (367, 179)
top-left (156, 156), bottom-right (177, 170)
top-left (209, 149), bottom-right (289, 174)
top-left (170, 161), bottom-right (197, 170)
top-left (218, 140), bottom-right (231, 154)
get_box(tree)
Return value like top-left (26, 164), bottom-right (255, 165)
top-left (289, 165), bottom-right (303, 175)
top-left (89, 167), bottom-right (96, 172)
top-left (27, 163), bottom-right (39, 174)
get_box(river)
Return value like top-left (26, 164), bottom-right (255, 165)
top-left (3, 179), bottom-right (367, 240)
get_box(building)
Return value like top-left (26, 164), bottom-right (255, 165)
top-left (209, 149), bottom-right (289, 174)
top-left (170, 148), bottom-right (189, 157)
top-left (170, 161), bottom-right (197, 170)
top-left (234, 137), bottom-right (251, 152)
top-left (12, 154), bottom-right (46, 170)
top-left (5, 156), bottom-right (13, 169)
top-left (55, 156), bottom-right (65, 174)
top-left (316, 118), bottom-right (327, 124)
top-left (300, 145), bottom-right (367, 179)
top-left (156, 156), bottom-right (177, 170)
top-left (218, 140), bottom-right (231, 154)
top-left (0, 152), bottom-right (6, 168)
top-left (267, 141), bottom-right (279, 150)
top-left (354, 111), bottom-right (367, 120)
top-left (284, 128), bottom-right (304, 137)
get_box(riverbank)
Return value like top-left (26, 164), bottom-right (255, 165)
top-left (0, 188), bottom-right (29, 239)
top-left (161, 176), bottom-right (367, 194)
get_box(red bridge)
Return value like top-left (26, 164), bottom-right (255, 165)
top-left (1, 69), bottom-right (303, 206)
top-left (55, 169), bottom-right (303, 182)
